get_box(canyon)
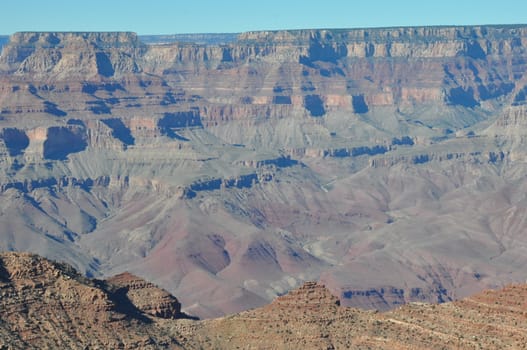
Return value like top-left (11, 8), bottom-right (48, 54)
top-left (1, 26), bottom-right (527, 319)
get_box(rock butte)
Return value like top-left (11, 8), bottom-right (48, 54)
top-left (1, 26), bottom-right (527, 319)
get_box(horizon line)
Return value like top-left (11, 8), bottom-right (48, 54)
top-left (1, 22), bottom-right (527, 37)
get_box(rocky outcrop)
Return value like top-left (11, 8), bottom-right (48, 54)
top-left (107, 272), bottom-right (186, 319)
top-left (0, 252), bottom-right (180, 349)
top-left (175, 281), bottom-right (527, 350)
top-left (0, 32), bottom-right (144, 77)
top-left (267, 281), bottom-right (340, 311)
top-left (1, 252), bottom-right (527, 349)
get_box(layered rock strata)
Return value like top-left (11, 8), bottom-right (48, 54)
top-left (1, 26), bottom-right (527, 318)
top-left (0, 252), bottom-right (181, 349)
top-left (107, 272), bottom-right (186, 319)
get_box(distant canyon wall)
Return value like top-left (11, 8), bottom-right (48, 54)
top-left (1, 26), bottom-right (525, 113)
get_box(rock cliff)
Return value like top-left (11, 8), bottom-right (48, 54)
top-left (1, 25), bottom-right (527, 319)
top-left (107, 272), bottom-right (188, 319)
top-left (175, 280), bottom-right (527, 349)
top-left (0, 252), bottom-right (181, 349)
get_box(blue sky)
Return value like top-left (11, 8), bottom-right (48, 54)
top-left (1, 0), bottom-right (526, 35)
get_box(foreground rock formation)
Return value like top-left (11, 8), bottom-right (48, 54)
top-left (0, 252), bottom-right (182, 349)
top-left (107, 272), bottom-right (189, 319)
top-left (1, 252), bottom-right (526, 349)
top-left (175, 281), bottom-right (527, 349)
top-left (1, 26), bottom-right (527, 317)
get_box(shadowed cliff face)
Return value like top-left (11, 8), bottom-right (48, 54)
top-left (1, 26), bottom-right (527, 319)
top-left (0, 127), bottom-right (29, 156)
